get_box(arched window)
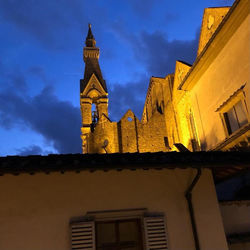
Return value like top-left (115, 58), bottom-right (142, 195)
top-left (156, 100), bottom-right (164, 114)
top-left (91, 103), bottom-right (98, 132)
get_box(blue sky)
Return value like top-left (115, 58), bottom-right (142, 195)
top-left (0, 0), bottom-right (234, 156)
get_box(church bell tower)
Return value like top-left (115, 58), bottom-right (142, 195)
top-left (80, 24), bottom-right (108, 153)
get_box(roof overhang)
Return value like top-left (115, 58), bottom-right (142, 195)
top-left (0, 151), bottom-right (249, 183)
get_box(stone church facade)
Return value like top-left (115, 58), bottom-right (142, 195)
top-left (80, 25), bottom-right (168, 154)
top-left (80, 0), bottom-right (250, 154)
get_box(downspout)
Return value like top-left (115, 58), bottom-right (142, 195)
top-left (185, 168), bottom-right (202, 250)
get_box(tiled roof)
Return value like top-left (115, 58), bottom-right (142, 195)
top-left (0, 151), bottom-right (249, 183)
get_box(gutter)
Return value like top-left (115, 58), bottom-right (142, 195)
top-left (185, 168), bottom-right (202, 250)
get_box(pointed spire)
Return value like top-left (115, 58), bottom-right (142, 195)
top-left (87, 23), bottom-right (94, 39)
top-left (85, 23), bottom-right (96, 47)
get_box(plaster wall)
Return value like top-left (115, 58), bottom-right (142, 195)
top-left (0, 168), bottom-right (227, 250)
top-left (190, 15), bottom-right (250, 150)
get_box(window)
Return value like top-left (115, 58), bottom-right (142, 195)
top-left (216, 85), bottom-right (249, 137)
top-left (96, 219), bottom-right (142, 250)
top-left (188, 111), bottom-right (200, 151)
top-left (70, 210), bottom-right (168, 250)
top-left (223, 101), bottom-right (248, 135)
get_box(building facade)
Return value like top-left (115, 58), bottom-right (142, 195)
top-left (1, 152), bottom-right (244, 250)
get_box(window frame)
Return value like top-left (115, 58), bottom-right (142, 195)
top-left (95, 218), bottom-right (143, 250)
top-left (70, 209), bottom-right (169, 250)
top-left (216, 88), bottom-right (249, 137)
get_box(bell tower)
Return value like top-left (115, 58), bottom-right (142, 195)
top-left (80, 24), bottom-right (108, 153)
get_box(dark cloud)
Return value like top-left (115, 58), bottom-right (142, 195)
top-left (109, 76), bottom-right (148, 121)
top-left (129, 0), bottom-right (164, 18)
top-left (134, 30), bottom-right (199, 77)
top-left (28, 66), bottom-right (48, 82)
top-left (0, 83), bottom-right (81, 154)
top-left (108, 20), bottom-right (199, 77)
top-left (0, 0), bottom-right (86, 49)
top-left (16, 145), bottom-right (53, 156)
top-left (4, 72), bottom-right (28, 93)
top-left (0, 64), bottom-right (28, 93)
top-left (164, 12), bottom-right (179, 22)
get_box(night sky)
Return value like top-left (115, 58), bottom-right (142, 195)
top-left (0, 0), bottom-right (234, 156)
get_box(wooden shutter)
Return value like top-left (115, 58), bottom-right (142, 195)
top-left (71, 221), bottom-right (95, 250)
top-left (144, 216), bottom-right (168, 250)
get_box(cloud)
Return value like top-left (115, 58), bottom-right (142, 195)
top-left (0, 82), bottom-right (82, 154)
top-left (16, 145), bottom-right (52, 156)
top-left (0, 0), bottom-right (86, 49)
top-left (28, 66), bottom-right (48, 82)
top-left (109, 76), bottom-right (148, 121)
top-left (128, 0), bottom-right (164, 18)
top-left (108, 19), bottom-right (199, 77)
top-left (133, 30), bottom-right (199, 77)
top-left (0, 63), bottom-right (28, 93)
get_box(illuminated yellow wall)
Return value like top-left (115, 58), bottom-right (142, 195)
top-left (197, 7), bottom-right (230, 56)
top-left (140, 1), bottom-right (250, 152)
top-left (87, 108), bottom-right (169, 154)
top-left (187, 3), bottom-right (250, 150)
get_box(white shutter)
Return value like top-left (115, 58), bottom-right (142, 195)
top-left (144, 216), bottom-right (168, 250)
top-left (71, 221), bottom-right (95, 250)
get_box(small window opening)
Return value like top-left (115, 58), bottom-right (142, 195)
top-left (156, 101), bottom-right (164, 114)
top-left (188, 111), bottom-right (199, 151)
top-left (224, 101), bottom-right (248, 135)
top-left (91, 103), bottom-right (99, 132)
top-left (127, 117), bottom-right (133, 122)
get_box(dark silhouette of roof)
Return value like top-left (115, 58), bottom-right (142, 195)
top-left (0, 151), bottom-right (249, 183)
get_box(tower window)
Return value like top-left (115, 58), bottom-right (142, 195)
top-left (91, 103), bottom-right (99, 123)
top-left (223, 101), bottom-right (248, 135)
